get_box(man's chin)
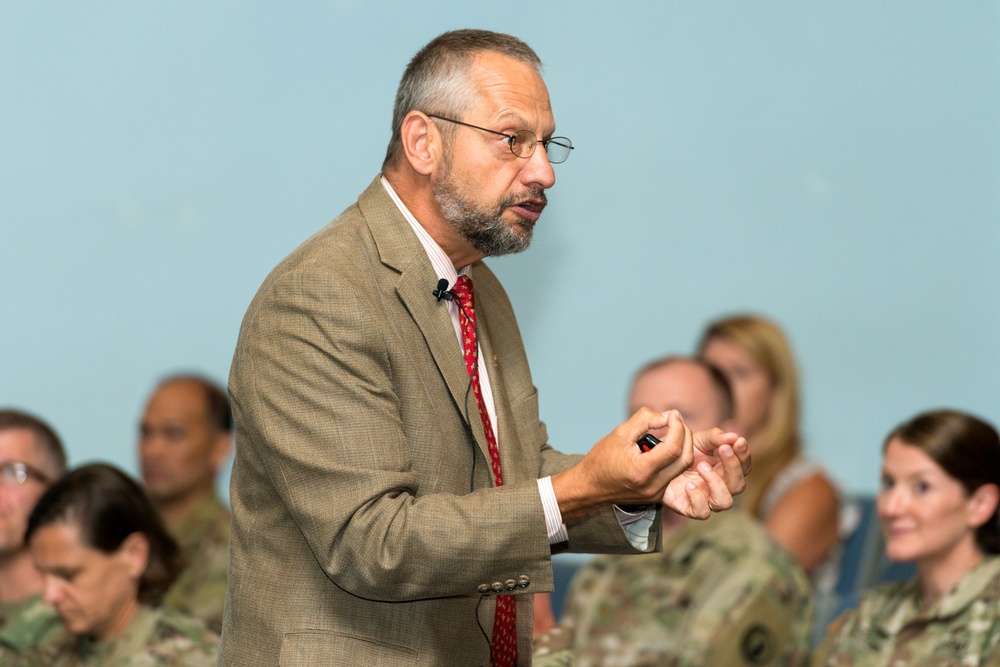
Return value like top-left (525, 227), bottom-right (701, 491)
top-left (146, 486), bottom-right (179, 505)
top-left (472, 229), bottom-right (532, 257)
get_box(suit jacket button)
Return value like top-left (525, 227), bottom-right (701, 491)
top-left (504, 579), bottom-right (517, 591)
top-left (516, 575), bottom-right (530, 589)
top-left (478, 583), bottom-right (490, 594)
top-left (491, 582), bottom-right (504, 593)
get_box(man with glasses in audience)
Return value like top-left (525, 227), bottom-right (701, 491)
top-left (0, 410), bottom-right (68, 661)
top-left (223, 29), bottom-right (750, 666)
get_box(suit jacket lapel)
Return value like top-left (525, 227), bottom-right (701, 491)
top-left (358, 178), bottom-right (493, 462)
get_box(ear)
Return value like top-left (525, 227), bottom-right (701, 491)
top-left (211, 431), bottom-right (233, 474)
top-left (118, 532), bottom-right (150, 581)
top-left (399, 110), bottom-right (443, 176)
top-left (967, 483), bottom-right (1000, 529)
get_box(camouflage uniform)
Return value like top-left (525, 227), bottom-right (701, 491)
top-left (0, 594), bottom-right (70, 666)
top-left (40, 605), bottom-right (219, 666)
top-left (533, 509), bottom-right (814, 667)
top-left (811, 555), bottom-right (1000, 667)
top-left (162, 494), bottom-right (231, 633)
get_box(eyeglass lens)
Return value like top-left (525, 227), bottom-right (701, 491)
top-left (509, 131), bottom-right (573, 164)
top-left (0, 461), bottom-right (46, 485)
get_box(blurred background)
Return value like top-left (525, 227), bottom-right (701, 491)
top-left (3, 1), bottom-right (997, 501)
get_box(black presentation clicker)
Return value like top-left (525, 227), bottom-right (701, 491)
top-left (637, 433), bottom-right (660, 452)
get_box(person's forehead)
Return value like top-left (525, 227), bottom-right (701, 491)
top-left (704, 337), bottom-right (756, 365)
top-left (146, 380), bottom-right (208, 417)
top-left (32, 520), bottom-right (86, 561)
top-left (883, 438), bottom-right (945, 475)
top-left (631, 363), bottom-right (714, 406)
top-left (0, 427), bottom-right (46, 465)
top-left (467, 52), bottom-right (554, 129)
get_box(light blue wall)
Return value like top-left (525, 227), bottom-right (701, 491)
top-left (3, 2), bottom-right (997, 500)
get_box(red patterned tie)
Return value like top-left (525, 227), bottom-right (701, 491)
top-left (451, 275), bottom-right (517, 667)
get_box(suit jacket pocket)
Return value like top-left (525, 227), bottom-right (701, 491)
top-left (279, 630), bottom-right (420, 666)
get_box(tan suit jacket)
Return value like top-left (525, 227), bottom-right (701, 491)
top-left (220, 177), bottom-right (659, 666)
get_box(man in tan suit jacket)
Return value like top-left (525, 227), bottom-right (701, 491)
top-left (221, 30), bottom-right (751, 666)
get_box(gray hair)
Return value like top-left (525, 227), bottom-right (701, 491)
top-left (382, 29), bottom-right (542, 170)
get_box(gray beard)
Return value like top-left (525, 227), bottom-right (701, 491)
top-left (432, 173), bottom-right (539, 258)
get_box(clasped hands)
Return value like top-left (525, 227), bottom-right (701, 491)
top-left (552, 408), bottom-right (751, 521)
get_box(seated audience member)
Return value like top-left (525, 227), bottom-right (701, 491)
top-left (0, 410), bottom-right (68, 661)
top-left (533, 357), bottom-right (814, 667)
top-left (138, 374), bottom-right (232, 632)
top-left (811, 409), bottom-right (1000, 667)
top-left (25, 463), bottom-right (218, 666)
top-left (698, 314), bottom-right (842, 586)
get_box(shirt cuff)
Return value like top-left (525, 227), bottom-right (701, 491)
top-left (614, 505), bottom-right (656, 552)
top-left (537, 476), bottom-right (569, 544)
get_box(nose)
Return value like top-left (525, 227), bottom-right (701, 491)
top-left (877, 485), bottom-right (906, 519)
top-left (139, 432), bottom-right (164, 460)
top-left (520, 143), bottom-right (556, 190)
top-left (43, 575), bottom-right (64, 606)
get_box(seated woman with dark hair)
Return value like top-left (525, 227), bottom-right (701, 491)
top-left (24, 463), bottom-right (218, 666)
top-left (812, 410), bottom-right (1000, 666)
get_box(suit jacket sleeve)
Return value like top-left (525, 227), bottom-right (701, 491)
top-left (229, 181), bottom-right (648, 605)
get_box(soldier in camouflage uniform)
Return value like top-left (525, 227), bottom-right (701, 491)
top-left (0, 410), bottom-right (70, 664)
top-left (811, 410), bottom-right (1000, 667)
top-left (38, 605), bottom-right (218, 667)
top-left (534, 508), bottom-right (814, 667)
top-left (811, 556), bottom-right (1000, 666)
top-left (159, 493), bottom-right (230, 633)
top-left (139, 375), bottom-right (233, 632)
top-left (0, 594), bottom-right (70, 665)
top-left (533, 357), bottom-right (815, 667)
top-left (24, 464), bottom-right (219, 667)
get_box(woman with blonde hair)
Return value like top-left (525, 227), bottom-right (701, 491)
top-left (698, 314), bottom-right (840, 578)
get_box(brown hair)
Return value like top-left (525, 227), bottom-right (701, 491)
top-left (886, 409), bottom-right (1000, 554)
top-left (25, 463), bottom-right (183, 604)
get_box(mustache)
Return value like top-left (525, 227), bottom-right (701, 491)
top-left (499, 188), bottom-right (547, 209)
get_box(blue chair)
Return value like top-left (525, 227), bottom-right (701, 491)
top-left (811, 494), bottom-right (916, 647)
top-left (550, 553), bottom-right (590, 622)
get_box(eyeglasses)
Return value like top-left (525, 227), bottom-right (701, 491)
top-left (0, 461), bottom-right (50, 486)
top-left (426, 114), bottom-right (574, 164)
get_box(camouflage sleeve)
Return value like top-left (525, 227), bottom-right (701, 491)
top-left (696, 564), bottom-right (814, 667)
top-left (808, 608), bottom-right (858, 667)
top-left (162, 521), bottom-right (229, 633)
top-left (147, 610), bottom-right (220, 667)
top-left (532, 625), bottom-right (576, 667)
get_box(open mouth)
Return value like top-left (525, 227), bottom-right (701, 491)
top-left (510, 199), bottom-right (546, 223)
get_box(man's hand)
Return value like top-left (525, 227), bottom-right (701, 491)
top-left (662, 429), bottom-right (751, 519)
top-left (551, 408), bottom-right (697, 520)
